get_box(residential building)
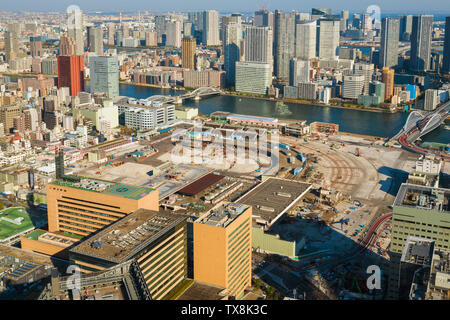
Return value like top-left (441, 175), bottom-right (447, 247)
top-left (295, 20), bottom-right (316, 60)
top-left (342, 75), bottom-right (364, 99)
top-left (410, 15), bottom-right (433, 72)
top-left (380, 18), bottom-right (400, 68)
top-left (182, 37), bottom-right (196, 70)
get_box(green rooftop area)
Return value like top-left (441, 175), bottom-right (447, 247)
top-left (50, 176), bottom-right (154, 200)
top-left (24, 229), bottom-right (46, 240)
top-left (0, 207), bottom-right (34, 241)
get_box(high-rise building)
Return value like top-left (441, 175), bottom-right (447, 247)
top-left (202, 10), bottom-right (220, 46)
top-left (244, 26), bottom-right (273, 66)
top-left (4, 31), bottom-right (18, 62)
top-left (88, 26), bottom-right (104, 56)
top-left (46, 176), bottom-right (159, 237)
top-left (342, 75), bottom-right (364, 99)
top-left (89, 56), bottom-right (119, 99)
top-left (24, 108), bottom-right (38, 131)
top-left (254, 10), bottom-right (274, 30)
top-left (340, 10), bottom-right (349, 33)
top-left (361, 14), bottom-right (372, 32)
top-left (223, 22), bottom-right (242, 86)
top-left (410, 15), bottom-right (433, 72)
top-left (380, 18), bottom-right (400, 68)
top-left (354, 62), bottom-right (374, 95)
top-left (166, 20), bottom-right (182, 48)
top-left (0, 105), bottom-right (22, 133)
top-left (59, 34), bottom-right (76, 56)
top-left (107, 23), bottom-right (116, 46)
top-left (235, 61), bottom-right (272, 95)
top-left (30, 36), bottom-right (43, 58)
top-left (289, 58), bottom-right (311, 86)
top-left (399, 15), bottom-right (413, 41)
top-left (382, 67), bottom-right (395, 101)
top-left (145, 31), bottom-right (158, 47)
top-left (424, 89), bottom-right (439, 111)
top-left (57, 55), bottom-right (85, 96)
top-left (318, 19), bottom-right (340, 60)
top-left (67, 6), bottom-right (84, 55)
top-left (274, 10), bottom-right (296, 81)
top-left (67, 208), bottom-right (188, 301)
top-left (193, 202), bottom-right (252, 299)
top-left (181, 37), bottom-right (196, 70)
top-left (442, 16), bottom-right (450, 74)
top-left (295, 20), bottom-right (316, 60)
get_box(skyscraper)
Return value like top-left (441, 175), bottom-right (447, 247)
top-left (254, 9), bottom-right (274, 30)
top-left (354, 62), bottom-right (374, 95)
top-left (166, 20), bottom-right (182, 47)
top-left (442, 16), bottom-right (450, 74)
top-left (274, 10), bottom-right (296, 81)
top-left (4, 31), bottom-right (18, 62)
top-left (223, 22), bottom-right (242, 86)
top-left (88, 26), bottom-right (104, 56)
top-left (181, 37), bottom-right (196, 70)
top-left (380, 18), bottom-right (400, 68)
top-left (57, 55), bottom-right (84, 96)
top-left (89, 56), bottom-right (119, 99)
top-left (318, 19), bottom-right (340, 60)
top-left (289, 58), bottom-right (311, 86)
top-left (244, 26), bottom-right (273, 65)
top-left (399, 15), bottom-right (413, 41)
top-left (30, 36), bottom-right (43, 58)
top-left (202, 10), bottom-right (220, 46)
top-left (410, 15), bottom-right (433, 72)
top-left (295, 20), bottom-right (316, 60)
top-left (59, 34), bottom-right (76, 56)
top-left (382, 67), bottom-right (395, 101)
top-left (67, 6), bottom-right (84, 56)
top-left (340, 10), bottom-right (349, 33)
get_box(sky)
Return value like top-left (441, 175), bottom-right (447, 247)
top-left (1, 0), bottom-right (450, 14)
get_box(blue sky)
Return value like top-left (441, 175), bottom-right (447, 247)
top-left (2, 0), bottom-right (450, 14)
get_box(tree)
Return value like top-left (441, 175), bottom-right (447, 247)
top-left (254, 278), bottom-right (261, 290)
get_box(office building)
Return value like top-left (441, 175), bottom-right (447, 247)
top-left (107, 23), bottom-right (115, 46)
top-left (289, 58), bottom-right (311, 86)
top-left (118, 100), bottom-right (176, 130)
top-left (183, 70), bottom-right (225, 88)
top-left (182, 37), bottom-right (196, 70)
top-left (295, 20), bottom-right (316, 60)
top-left (341, 10), bottom-right (349, 33)
top-left (354, 62), bottom-right (374, 95)
top-left (87, 26), bottom-right (103, 56)
top-left (68, 208), bottom-right (187, 300)
top-left (254, 10), bottom-right (274, 30)
top-left (0, 105), bottom-right (22, 133)
top-left (46, 176), bottom-right (159, 237)
top-left (89, 56), bottom-right (119, 99)
top-left (67, 6), bottom-right (84, 56)
top-left (318, 19), bottom-right (340, 60)
top-left (145, 31), bottom-right (158, 47)
top-left (382, 67), bottom-right (395, 101)
top-left (194, 202), bottom-right (252, 299)
top-left (380, 18), bottom-right (400, 68)
top-left (166, 20), bottom-right (182, 48)
top-left (342, 75), bottom-right (364, 99)
top-left (410, 15), bottom-right (433, 72)
top-left (59, 34), bottom-right (76, 56)
top-left (274, 10), bottom-right (296, 81)
top-left (30, 36), bottom-right (43, 58)
top-left (235, 61), bottom-right (272, 95)
top-left (244, 26), bottom-right (273, 66)
top-left (203, 10), bottom-right (220, 46)
top-left (4, 31), bottom-right (18, 62)
top-left (399, 15), bottom-right (413, 41)
top-left (223, 22), bottom-right (242, 86)
top-left (424, 89), bottom-right (439, 111)
top-left (57, 55), bottom-right (84, 96)
top-left (442, 16), bottom-right (450, 74)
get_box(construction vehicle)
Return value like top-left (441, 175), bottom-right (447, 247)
top-left (331, 218), bottom-right (350, 230)
top-left (355, 148), bottom-right (362, 157)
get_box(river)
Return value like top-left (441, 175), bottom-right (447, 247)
top-left (104, 83), bottom-right (448, 144)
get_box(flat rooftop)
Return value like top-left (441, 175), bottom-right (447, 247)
top-left (401, 236), bottom-right (435, 266)
top-left (196, 202), bottom-right (249, 228)
top-left (69, 209), bottom-right (185, 263)
top-left (394, 183), bottom-right (450, 213)
top-left (236, 177), bottom-right (312, 228)
top-left (177, 280), bottom-right (227, 300)
top-left (50, 176), bottom-right (155, 200)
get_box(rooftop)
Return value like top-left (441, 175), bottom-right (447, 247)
top-left (394, 183), bottom-right (450, 213)
top-left (176, 280), bottom-right (228, 300)
top-left (50, 176), bottom-right (155, 200)
top-left (401, 236), bottom-right (435, 266)
top-left (236, 177), bottom-right (312, 228)
top-left (69, 209), bottom-right (185, 263)
top-left (195, 202), bottom-right (249, 228)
